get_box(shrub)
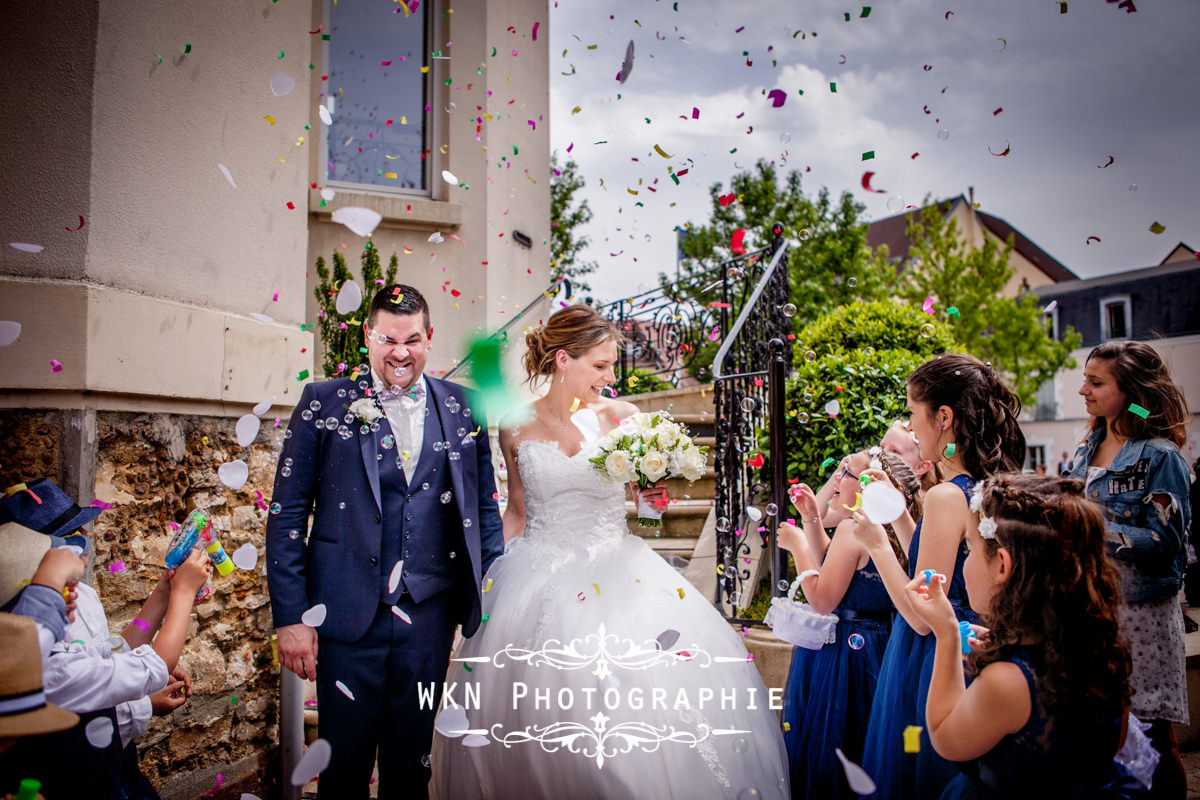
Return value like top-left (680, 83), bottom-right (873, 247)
top-left (313, 245), bottom-right (398, 379)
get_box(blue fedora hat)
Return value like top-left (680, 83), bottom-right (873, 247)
top-left (1, 479), bottom-right (101, 550)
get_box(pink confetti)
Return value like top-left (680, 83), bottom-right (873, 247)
top-left (130, 619), bottom-right (150, 632)
top-left (527, 120), bottom-right (536, 130)
top-left (532, 21), bottom-right (539, 40)
top-left (274, 417), bottom-right (282, 428)
top-left (254, 490), bottom-right (269, 511)
top-left (272, 290), bottom-right (279, 302)
top-left (566, 142), bottom-right (574, 153)
top-left (381, 59), bottom-right (392, 66)
top-left (50, 359), bottom-right (63, 372)
top-left (109, 561), bottom-right (126, 573)
top-left (90, 499), bottom-right (114, 509)
top-left (767, 89), bottom-right (786, 108)
top-left (692, 107), bottom-right (700, 119)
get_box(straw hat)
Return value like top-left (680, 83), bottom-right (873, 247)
top-left (0, 614), bottom-right (78, 737)
top-left (0, 523), bottom-right (53, 608)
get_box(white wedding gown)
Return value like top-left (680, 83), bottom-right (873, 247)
top-left (430, 409), bottom-right (789, 799)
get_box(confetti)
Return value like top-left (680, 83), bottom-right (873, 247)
top-left (616, 40), bottom-right (635, 83)
top-left (290, 739), bottom-right (332, 786)
top-left (993, 38), bottom-right (1007, 52)
top-left (391, 605), bottom-right (413, 624)
top-left (922, 296), bottom-right (935, 315)
top-left (232, 543), bottom-right (258, 571)
top-left (821, 457), bottom-right (837, 470)
top-left (730, 229), bottom-right (747, 255)
top-left (335, 681), bottom-right (355, 700)
top-left (318, 105), bottom-right (333, 126)
top-left (182, 43), bottom-right (192, 54)
top-left (263, 115), bottom-right (276, 126)
top-left (331, 207), bottom-right (382, 237)
top-left (830, 82), bottom-right (837, 92)
top-left (904, 725), bottom-right (923, 753)
top-left (301, 604), bottom-right (328, 627)
top-left (861, 171), bottom-right (885, 193)
top-left (85, 717), bottom-right (115, 749)
top-left (108, 561), bottom-right (126, 573)
top-left (767, 89), bottom-right (787, 107)
top-left (1086, 236), bottom-right (1101, 245)
top-left (130, 619), bottom-right (150, 632)
top-left (653, 144), bottom-right (672, 159)
top-left (9, 243), bottom-right (44, 253)
top-left (218, 460), bottom-right (249, 490)
top-left (66, 215), bottom-right (85, 231)
top-left (1148, 221), bottom-right (1166, 235)
top-left (861, 150), bottom-right (875, 161)
top-left (835, 748), bottom-right (876, 795)
top-left (1098, 155), bottom-right (1114, 168)
top-left (269, 72), bottom-right (296, 97)
top-left (1128, 403), bottom-right (1150, 419)
top-left (988, 141), bottom-right (1011, 157)
top-left (50, 359), bottom-right (63, 372)
top-left (90, 498), bottom-right (114, 509)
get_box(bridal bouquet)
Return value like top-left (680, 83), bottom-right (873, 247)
top-left (588, 411), bottom-right (708, 528)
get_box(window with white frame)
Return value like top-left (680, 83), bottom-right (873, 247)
top-left (1099, 294), bottom-right (1131, 341)
top-left (1045, 302), bottom-right (1059, 340)
top-left (321, 0), bottom-right (441, 194)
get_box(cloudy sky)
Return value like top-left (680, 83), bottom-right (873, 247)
top-left (546, 0), bottom-right (1200, 303)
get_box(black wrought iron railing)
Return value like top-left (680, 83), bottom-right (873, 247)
top-left (711, 224), bottom-right (793, 617)
top-left (443, 277), bottom-right (572, 382)
top-left (595, 245), bottom-right (782, 396)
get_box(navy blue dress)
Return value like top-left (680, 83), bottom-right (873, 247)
top-left (782, 551), bottom-right (893, 799)
top-left (861, 473), bottom-right (978, 798)
top-left (942, 647), bottom-right (1144, 799)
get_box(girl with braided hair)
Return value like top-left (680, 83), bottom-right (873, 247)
top-left (903, 474), bottom-right (1145, 798)
top-left (853, 353), bottom-right (1026, 797)
top-left (774, 450), bottom-right (920, 798)
top-left (1070, 340), bottom-right (1192, 797)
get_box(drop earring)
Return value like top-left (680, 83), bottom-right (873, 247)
top-left (560, 370), bottom-right (565, 384)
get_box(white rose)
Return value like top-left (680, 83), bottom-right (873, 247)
top-left (653, 424), bottom-right (678, 450)
top-left (349, 398), bottom-right (382, 422)
top-left (604, 450), bottom-right (637, 482)
top-left (640, 450), bottom-right (669, 483)
top-left (677, 446), bottom-right (707, 482)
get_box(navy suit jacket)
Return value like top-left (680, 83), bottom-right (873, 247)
top-left (265, 375), bottom-right (504, 642)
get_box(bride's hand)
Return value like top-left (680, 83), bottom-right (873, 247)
top-left (631, 482), bottom-right (669, 509)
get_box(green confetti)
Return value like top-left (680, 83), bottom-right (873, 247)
top-left (670, 172), bottom-right (680, 185)
top-left (1149, 221), bottom-right (1166, 235)
top-left (359, 347), bottom-right (369, 354)
top-left (182, 43), bottom-right (192, 54)
top-left (862, 150), bottom-right (875, 160)
top-left (861, 6), bottom-right (872, 17)
top-left (844, 12), bottom-right (851, 20)
top-left (946, 306), bottom-right (960, 318)
top-left (464, 664), bottom-right (473, 672)
top-left (297, 370), bottom-right (310, 381)
top-left (1059, 1), bottom-right (1068, 12)
top-left (154, 54), bottom-right (162, 64)
top-left (322, 34), bottom-right (330, 41)
top-left (230, 695), bottom-right (238, 704)
top-left (512, 145), bottom-right (518, 155)
top-left (1128, 403), bottom-right (1150, 419)
top-left (673, 1), bottom-right (678, 9)
top-left (821, 457), bottom-right (836, 470)
top-left (481, 614), bottom-right (490, 623)
top-left (278, 49), bottom-right (285, 59)
top-left (830, 82), bottom-right (837, 93)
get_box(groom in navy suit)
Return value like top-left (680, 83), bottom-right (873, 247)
top-left (266, 284), bottom-right (504, 799)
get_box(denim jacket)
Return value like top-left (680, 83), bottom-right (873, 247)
top-left (1069, 428), bottom-right (1193, 603)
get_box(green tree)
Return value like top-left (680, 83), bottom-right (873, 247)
top-left (669, 160), bottom-right (894, 325)
top-left (782, 300), bottom-right (957, 486)
top-left (898, 201), bottom-right (1081, 405)
top-left (550, 153), bottom-right (598, 291)
top-left (313, 244), bottom-right (398, 379)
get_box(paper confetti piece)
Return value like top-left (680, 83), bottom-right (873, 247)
top-left (269, 72), bottom-right (296, 97)
top-left (1149, 221), bottom-right (1166, 235)
top-left (217, 164), bottom-right (237, 189)
top-left (922, 296), bottom-right (935, 315)
top-left (66, 215), bottom-right (85, 231)
top-left (718, 192), bottom-right (736, 207)
top-left (835, 748), bottom-right (876, 794)
top-left (109, 561), bottom-right (126, 573)
top-left (904, 725), bottom-right (923, 753)
top-left (9, 243), bottom-right (44, 253)
top-left (90, 498), bottom-right (114, 509)
top-left (335, 681), bottom-right (355, 700)
top-left (1098, 155), bottom-right (1114, 168)
top-left (388, 560), bottom-right (405, 594)
top-left (85, 717), bottom-right (115, 749)
top-left (861, 171), bottom-right (885, 193)
top-left (946, 306), bottom-right (960, 318)
top-left (391, 605), bottom-right (413, 624)
top-left (130, 619), bottom-right (150, 632)
top-left (263, 115), bottom-right (276, 125)
top-left (1128, 403), bottom-right (1150, 419)
top-left (861, 150), bottom-right (875, 161)
top-left (616, 40), bottom-right (635, 83)
top-left (731, 228), bottom-right (747, 255)
top-left (1086, 236), bottom-right (1101, 245)
top-left (290, 739), bottom-right (332, 786)
top-left (767, 89), bottom-right (787, 107)
top-left (653, 144), bottom-right (672, 159)
top-left (301, 604), bottom-right (327, 627)
top-left (50, 359), bottom-right (63, 372)
top-left (232, 543), bottom-right (258, 571)
top-left (182, 43), bottom-right (192, 54)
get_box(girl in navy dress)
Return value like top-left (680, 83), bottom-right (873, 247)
top-left (905, 474), bottom-right (1139, 798)
top-left (775, 450), bottom-right (922, 799)
top-left (852, 354), bottom-right (1025, 797)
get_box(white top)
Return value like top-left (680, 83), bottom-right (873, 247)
top-left (43, 582), bottom-right (168, 747)
top-left (373, 371), bottom-right (428, 483)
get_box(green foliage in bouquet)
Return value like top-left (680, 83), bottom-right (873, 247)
top-left (313, 245), bottom-right (399, 379)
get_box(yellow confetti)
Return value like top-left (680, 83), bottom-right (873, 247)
top-left (483, 578), bottom-right (493, 593)
top-left (904, 725), bottom-right (923, 753)
top-left (397, 0), bottom-right (410, 17)
top-left (385, 172), bottom-right (398, 179)
top-left (592, 583), bottom-right (601, 595)
top-left (587, 44), bottom-right (598, 50)
top-left (677, 588), bottom-right (686, 599)
top-left (653, 144), bottom-right (672, 159)
top-left (571, 106), bottom-right (582, 115)
top-left (263, 115), bottom-right (276, 125)
top-left (270, 634), bottom-right (279, 668)
top-left (201, 435), bottom-right (210, 445)
top-left (296, 136), bottom-right (305, 146)
top-left (569, 397), bottom-right (581, 412)
top-left (783, 722), bottom-right (791, 732)
top-left (627, 188), bottom-right (638, 195)
top-left (400, 116), bottom-right (408, 125)
top-left (842, 492), bottom-right (863, 512)
top-left (386, 154), bottom-right (402, 160)
top-left (421, 65), bottom-right (429, 73)
top-left (527, 176), bottom-right (536, 183)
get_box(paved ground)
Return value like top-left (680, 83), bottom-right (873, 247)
top-left (1184, 747), bottom-right (1200, 799)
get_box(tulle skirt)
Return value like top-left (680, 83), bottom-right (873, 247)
top-left (430, 534), bottom-right (790, 799)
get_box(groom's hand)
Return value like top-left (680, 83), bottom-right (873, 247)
top-left (277, 623), bottom-right (319, 681)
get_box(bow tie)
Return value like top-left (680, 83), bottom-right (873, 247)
top-left (378, 384), bottom-right (424, 404)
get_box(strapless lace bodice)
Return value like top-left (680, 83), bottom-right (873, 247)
top-left (511, 410), bottom-right (629, 566)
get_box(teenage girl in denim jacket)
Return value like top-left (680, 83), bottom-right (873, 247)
top-left (1070, 340), bottom-right (1193, 798)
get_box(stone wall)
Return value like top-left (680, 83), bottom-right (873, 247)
top-left (1, 408), bottom-right (286, 799)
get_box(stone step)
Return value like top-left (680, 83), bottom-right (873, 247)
top-left (646, 536), bottom-right (700, 558)
top-left (665, 467), bottom-right (714, 498)
top-left (626, 498), bottom-right (712, 539)
top-left (695, 435), bottom-right (716, 450)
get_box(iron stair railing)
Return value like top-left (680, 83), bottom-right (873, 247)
top-left (710, 223), bottom-right (792, 619)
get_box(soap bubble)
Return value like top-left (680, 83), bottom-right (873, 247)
top-left (847, 277), bottom-right (858, 288)
top-left (920, 324), bottom-right (935, 338)
top-left (324, 417), bottom-right (338, 429)
top-left (863, 347), bottom-right (874, 356)
top-left (804, 350), bottom-right (816, 362)
top-left (802, 390), bottom-right (813, 403)
top-left (798, 228), bottom-right (811, 241)
top-left (441, 491), bottom-right (453, 504)
top-left (737, 790), bottom-right (763, 800)
top-left (270, 502), bottom-right (282, 514)
top-left (886, 195), bottom-right (904, 212)
top-left (301, 409), bottom-right (313, 421)
top-left (849, 633), bottom-right (865, 650)
top-left (381, 435), bottom-right (395, 449)
top-left (740, 397), bottom-right (757, 413)
top-left (777, 579), bottom-right (789, 592)
top-left (281, 466), bottom-right (292, 477)
top-left (937, 128), bottom-right (950, 141)
top-left (309, 400), bottom-right (322, 411)
top-left (731, 736), bottom-right (750, 754)
top-left (728, 266), bottom-right (744, 280)
top-left (445, 102), bottom-right (456, 113)
top-left (1129, 184), bottom-right (1138, 192)
top-left (314, 419), bottom-right (325, 429)
top-left (779, 132), bottom-right (791, 144)
top-left (797, 412), bottom-right (810, 424)
top-left (765, 503), bottom-right (778, 516)
top-left (716, 517), bottom-right (732, 533)
top-left (781, 303), bottom-right (797, 318)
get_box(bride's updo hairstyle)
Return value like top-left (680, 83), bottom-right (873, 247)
top-left (522, 305), bottom-right (624, 386)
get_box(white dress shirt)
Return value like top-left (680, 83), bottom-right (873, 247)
top-left (372, 371), bottom-right (427, 483)
top-left (42, 582), bottom-right (167, 747)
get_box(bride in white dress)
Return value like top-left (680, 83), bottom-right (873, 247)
top-left (430, 306), bottom-right (789, 799)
